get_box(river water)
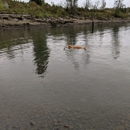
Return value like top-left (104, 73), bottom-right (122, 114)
top-left (0, 23), bottom-right (130, 130)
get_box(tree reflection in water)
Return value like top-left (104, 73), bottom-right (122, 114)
top-left (31, 30), bottom-right (50, 78)
top-left (0, 29), bottom-right (31, 59)
top-left (111, 25), bottom-right (120, 60)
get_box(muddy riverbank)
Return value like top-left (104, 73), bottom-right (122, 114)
top-left (0, 14), bottom-right (130, 30)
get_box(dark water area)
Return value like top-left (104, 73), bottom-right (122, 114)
top-left (0, 23), bottom-right (130, 130)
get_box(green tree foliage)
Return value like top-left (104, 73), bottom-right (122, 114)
top-left (66, 0), bottom-right (78, 14)
top-left (0, 0), bottom-right (3, 10)
top-left (30, 0), bottom-right (44, 6)
top-left (114, 0), bottom-right (127, 18)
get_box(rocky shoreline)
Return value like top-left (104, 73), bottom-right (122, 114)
top-left (0, 14), bottom-right (130, 30)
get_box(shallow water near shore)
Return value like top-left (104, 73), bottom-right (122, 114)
top-left (0, 23), bottom-right (130, 130)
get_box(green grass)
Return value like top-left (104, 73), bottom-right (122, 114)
top-left (0, 0), bottom-right (129, 19)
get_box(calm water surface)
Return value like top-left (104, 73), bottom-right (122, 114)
top-left (0, 24), bottom-right (130, 130)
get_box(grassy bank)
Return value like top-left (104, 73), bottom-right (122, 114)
top-left (0, 0), bottom-right (130, 19)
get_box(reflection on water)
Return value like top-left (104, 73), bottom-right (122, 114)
top-left (0, 29), bottom-right (32, 59)
top-left (0, 23), bottom-right (130, 129)
top-left (111, 26), bottom-right (120, 59)
top-left (65, 49), bottom-right (90, 70)
top-left (32, 31), bottom-right (50, 77)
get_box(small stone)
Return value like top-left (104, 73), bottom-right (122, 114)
top-left (64, 125), bottom-right (69, 128)
top-left (126, 115), bottom-right (130, 121)
top-left (53, 119), bottom-right (57, 122)
top-left (30, 121), bottom-right (36, 126)
top-left (12, 126), bottom-right (17, 129)
top-left (58, 120), bottom-right (61, 123)
top-left (44, 124), bottom-right (48, 128)
top-left (121, 120), bottom-right (125, 124)
top-left (69, 125), bottom-right (74, 129)
top-left (125, 124), bottom-right (129, 128)
top-left (54, 123), bottom-right (58, 126)
top-left (20, 127), bottom-right (24, 130)
top-left (115, 125), bottom-right (124, 130)
top-left (35, 115), bottom-right (39, 118)
top-left (37, 121), bottom-right (42, 124)
top-left (79, 124), bottom-right (83, 128)
top-left (8, 126), bottom-right (13, 130)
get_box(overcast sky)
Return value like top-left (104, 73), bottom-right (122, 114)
top-left (22, 0), bottom-right (130, 8)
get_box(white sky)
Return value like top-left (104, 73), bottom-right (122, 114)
top-left (22, 0), bottom-right (130, 8)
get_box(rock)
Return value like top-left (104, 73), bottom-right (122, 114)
top-left (35, 114), bottom-right (39, 118)
top-left (34, 19), bottom-right (45, 22)
top-left (12, 126), bottom-right (18, 129)
top-left (121, 120), bottom-right (125, 124)
top-left (54, 123), bottom-right (58, 126)
top-left (23, 23), bottom-right (30, 27)
top-left (115, 125), bottom-right (125, 130)
top-left (19, 127), bottom-right (24, 130)
top-left (104, 18), bottom-right (109, 21)
top-left (125, 124), bottom-right (129, 128)
top-left (53, 119), bottom-right (57, 122)
top-left (22, 14), bottom-right (32, 20)
top-left (64, 125), bottom-right (69, 128)
top-left (58, 120), bottom-right (61, 123)
top-left (50, 21), bottom-right (57, 27)
top-left (30, 121), bottom-right (36, 126)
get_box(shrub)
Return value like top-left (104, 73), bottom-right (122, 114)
top-left (0, 1), bottom-right (3, 10)
top-left (114, 8), bottom-right (128, 18)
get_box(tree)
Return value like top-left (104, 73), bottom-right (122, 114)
top-left (30, 0), bottom-right (44, 6)
top-left (92, 0), bottom-right (100, 9)
top-left (114, 0), bottom-right (124, 9)
top-left (100, 0), bottom-right (106, 9)
top-left (66, 0), bottom-right (78, 14)
top-left (114, 0), bottom-right (126, 17)
top-left (85, 0), bottom-right (91, 10)
top-left (73, 0), bottom-right (78, 13)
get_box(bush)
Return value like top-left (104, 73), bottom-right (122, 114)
top-left (0, 1), bottom-right (3, 10)
top-left (114, 8), bottom-right (128, 18)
